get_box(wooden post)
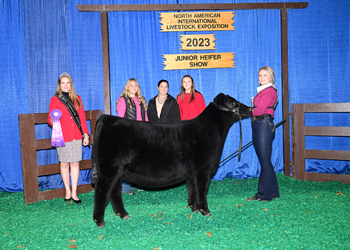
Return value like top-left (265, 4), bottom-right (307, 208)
top-left (19, 114), bottom-right (40, 203)
top-left (291, 104), bottom-right (305, 180)
top-left (101, 11), bottom-right (111, 114)
top-left (281, 7), bottom-right (291, 176)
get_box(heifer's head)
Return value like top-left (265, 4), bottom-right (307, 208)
top-left (213, 93), bottom-right (252, 119)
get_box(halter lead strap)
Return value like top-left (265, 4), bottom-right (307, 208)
top-left (213, 102), bottom-right (243, 160)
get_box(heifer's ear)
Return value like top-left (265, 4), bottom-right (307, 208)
top-left (213, 93), bottom-right (225, 105)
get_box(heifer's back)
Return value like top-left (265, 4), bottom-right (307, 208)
top-left (93, 109), bottom-right (223, 188)
top-left (92, 93), bottom-right (251, 189)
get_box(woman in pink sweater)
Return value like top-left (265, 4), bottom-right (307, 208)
top-left (116, 78), bottom-right (148, 194)
top-left (247, 66), bottom-right (279, 202)
top-left (176, 75), bottom-right (206, 120)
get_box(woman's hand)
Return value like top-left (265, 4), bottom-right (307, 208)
top-left (83, 134), bottom-right (89, 146)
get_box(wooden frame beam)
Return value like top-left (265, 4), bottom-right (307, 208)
top-left (77, 3), bottom-right (308, 12)
top-left (77, 2), bottom-right (309, 176)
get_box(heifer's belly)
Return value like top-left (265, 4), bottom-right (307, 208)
top-left (122, 165), bottom-right (189, 188)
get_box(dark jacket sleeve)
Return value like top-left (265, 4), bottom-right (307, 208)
top-left (147, 97), bottom-right (158, 122)
top-left (170, 98), bottom-right (181, 122)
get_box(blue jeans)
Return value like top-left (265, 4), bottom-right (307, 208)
top-left (252, 117), bottom-right (279, 200)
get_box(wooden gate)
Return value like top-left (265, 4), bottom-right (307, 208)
top-left (18, 110), bottom-right (102, 204)
top-left (292, 103), bottom-right (350, 183)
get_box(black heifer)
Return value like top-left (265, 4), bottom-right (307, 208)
top-left (92, 93), bottom-right (251, 227)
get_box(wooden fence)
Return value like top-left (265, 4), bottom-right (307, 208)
top-left (292, 103), bottom-right (350, 183)
top-left (18, 110), bottom-right (102, 204)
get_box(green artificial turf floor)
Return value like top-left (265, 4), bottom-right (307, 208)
top-left (1, 174), bottom-right (349, 249)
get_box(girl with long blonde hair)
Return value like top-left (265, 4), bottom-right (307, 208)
top-left (116, 78), bottom-right (148, 194)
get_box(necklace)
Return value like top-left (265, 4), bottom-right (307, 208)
top-left (158, 95), bottom-right (167, 104)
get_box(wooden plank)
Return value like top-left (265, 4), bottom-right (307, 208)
top-left (37, 183), bottom-right (94, 203)
top-left (33, 113), bottom-right (49, 124)
top-left (163, 53), bottom-right (234, 70)
top-left (304, 103), bottom-right (350, 113)
top-left (160, 12), bottom-right (234, 32)
top-left (305, 127), bottom-right (350, 137)
top-left (36, 110), bottom-right (101, 150)
top-left (304, 172), bottom-right (350, 184)
top-left (77, 3), bottom-right (309, 12)
top-left (38, 163), bottom-right (60, 176)
top-left (291, 104), bottom-right (305, 180)
top-left (305, 150), bottom-right (350, 161)
top-left (36, 138), bottom-right (52, 150)
top-left (180, 34), bottom-right (216, 50)
top-left (38, 160), bottom-right (93, 176)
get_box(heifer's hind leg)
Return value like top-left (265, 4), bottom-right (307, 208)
top-left (194, 173), bottom-right (212, 217)
top-left (110, 179), bottom-right (130, 219)
top-left (93, 175), bottom-right (115, 228)
top-left (186, 178), bottom-right (199, 213)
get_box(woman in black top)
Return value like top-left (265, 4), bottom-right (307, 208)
top-left (148, 79), bottom-right (181, 123)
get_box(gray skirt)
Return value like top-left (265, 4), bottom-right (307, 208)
top-left (56, 139), bottom-right (82, 163)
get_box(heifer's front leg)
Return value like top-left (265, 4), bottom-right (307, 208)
top-left (93, 175), bottom-right (115, 228)
top-left (186, 178), bottom-right (199, 213)
top-left (110, 179), bottom-right (130, 219)
top-left (194, 173), bottom-right (212, 217)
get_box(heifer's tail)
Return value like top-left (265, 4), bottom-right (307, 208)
top-left (91, 113), bottom-right (104, 185)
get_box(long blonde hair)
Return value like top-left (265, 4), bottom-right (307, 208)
top-left (179, 75), bottom-right (195, 103)
top-left (116, 78), bottom-right (148, 110)
top-left (259, 66), bottom-right (275, 88)
top-left (55, 72), bottom-right (82, 108)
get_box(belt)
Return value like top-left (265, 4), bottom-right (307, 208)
top-left (252, 114), bottom-right (272, 120)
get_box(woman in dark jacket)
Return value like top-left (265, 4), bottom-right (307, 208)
top-left (148, 79), bottom-right (181, 123)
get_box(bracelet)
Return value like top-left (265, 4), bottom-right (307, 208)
top-left (83, 134), bottom-right (89, 138)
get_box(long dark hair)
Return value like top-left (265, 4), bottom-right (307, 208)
top-left (179, 75), bottom-right (195, 103)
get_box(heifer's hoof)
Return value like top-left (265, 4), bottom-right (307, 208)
top-left (94, 219), bottom-right (105, 228)
top-left (189, 205), bottom-right (200, 213)
top-left (200, 209), bottom-right (212, 217)
top-left (122, 215), bottom-right (131, 220)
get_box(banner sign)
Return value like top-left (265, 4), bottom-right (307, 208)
top-left (160, 12), bottom-right (235, 32)
top-left (180, 34), bottom-right (216, 50)
top-left (163, 52), bottom-right (235, 70)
